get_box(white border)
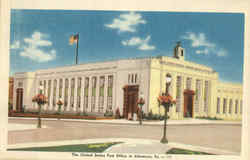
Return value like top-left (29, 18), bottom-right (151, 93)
top-left (1, 0), bottom-right (249, 160)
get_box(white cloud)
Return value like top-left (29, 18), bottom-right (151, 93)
top-left (105, 12), bottom-right (146, 32)
top-left (217, 48), bottom-right (228, 57)
top-left (20, 31), bottom-right (56, 62)
top-left (10, 40), bottom-right (20, 49)
top-left (20, 48), bottom-right (56, 63)
top-left (122, 35), bottom-right (155, 51)
top-left (195, 48), bottom-right (209, 55)
top-left (182, 32), bottom-right (227, 57)
top-left (24, 31), bottom-right (52, 47)
top-left (182, 32), bottom-right (215, 48)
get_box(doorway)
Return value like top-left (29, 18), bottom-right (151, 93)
top-left (183, 89), bottom-right (195, 118)
top-left (16, 88), bottom-right (23, 112)
top-left (123, 85), bottom-right (139, 119)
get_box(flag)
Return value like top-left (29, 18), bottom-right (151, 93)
top-left (69, 34), bottom-right (79, 45)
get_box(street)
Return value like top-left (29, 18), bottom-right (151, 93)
top-left (8, 118), bottom-right (241, 153)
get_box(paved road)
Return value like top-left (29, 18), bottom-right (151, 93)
top-left (8, 119), bottom-right (241, 153)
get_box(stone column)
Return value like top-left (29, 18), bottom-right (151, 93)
top-left (88, 76), bottom-right (92, 113)
top-left (112, 75), bottom-right (115, 113)
top-left (73, 77), bottom-right (78, 113)
top-left (103, 75), bottom-right (108, 113)
top-left (95, 76), bottom-right (100, 113)
top-left (43, 79), bottom-right (48, 111)
top-left (49, 79), bottom-right (54, 111)
top-left (55, 79), bottom-right (59, 111)
top-left (66, 77), bottom-right (71, 112)
top-left (80, 76), bottom-right (85, 113)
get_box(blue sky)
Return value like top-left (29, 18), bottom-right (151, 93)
top-left (10, 10), bottom-right (244, 83)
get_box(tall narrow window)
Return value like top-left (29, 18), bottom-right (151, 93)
top-left (128, 74), bottom-right (130, 84)
top-left (59, 79), bottom-right (63, 98)
top-left (204, 81), bottom-right (209, 113)
top-left (223, 98), bottom-right (227, 114)
top-left (135, 74), bottom-right (137, 83)
top-left (107, 75), bottom-right (113, 111)
top-left (43, 80), bottom-right (47, 95)
top-left (53, 80), bottom-right (57, 107)
top-left (70, 78), bottom-right (75, 108)
top-left (64, 79), bottom-right (69, 107)
top-left (186, 77), bottom-right (192, 90)
top-left (77, 77), bottom-right (82, 109)
top-left (195, 79), bottom-right (201, 113)
top-left (235, 100), bottom-right (239, 114)
top-left (240, 100), bottom-right (243, 114)
top-left (48, 80), bottom-right (51, 106)
top-left (176, 76), bottom-right (182, 112)
top-left (216, 97), bottom-right (220, 114)
top-left (84, 77), bottom-right (89, 111)
top-left (229, 99), bottom-right (233, 114)
top-left (91, 77), bottom-right (97, 112)
top-left (99, 76), bottom-right (105, 113)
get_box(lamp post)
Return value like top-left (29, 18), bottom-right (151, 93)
top-left (137, 92), bottom-right (145, 125)
top-left (57, 97), bottom-right (63, 114)
top-left (160, 74), bottom-right (172, 144)
top-left (32, 84), bottom-right (47, 128)
top-left (37, 85), bottom-right (43, 128)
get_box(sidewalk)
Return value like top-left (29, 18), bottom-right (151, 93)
top-left (9, 117), bottom-right (241, 126)
top-left (7, 138), bottom-right (239, 155)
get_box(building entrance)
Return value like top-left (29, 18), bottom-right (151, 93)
top-left (16, 88), bottom-right (23, 112)
top-left (123, 85), bottom-right (139, 119)
top-left (183, 89), bottom-right (195, 118)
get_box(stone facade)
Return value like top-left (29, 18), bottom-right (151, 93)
top-left (13, 44), bottom-right (243, 120)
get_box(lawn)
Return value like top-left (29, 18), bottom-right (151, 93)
top-left (8, 142), bottom-right (121, 152)
top-left (166, 148), bottom-right (214, 155)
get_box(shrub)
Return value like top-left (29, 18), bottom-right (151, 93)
top-left (115, 108), bottom-right (121, 119)
top-left (104, 110), bottom-right (113, 117)
top-left (196, 116), bottom-right (223, 120)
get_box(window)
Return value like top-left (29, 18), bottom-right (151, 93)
top-left (53, 80), bottom-right (57, 107)
top-left (223, 98), bottom-right (227, 114)
top-left (195, 79), bottom-right (201, 113)
top-left (43, 80), bottom-right (46, 95)
top-left (128, 74), bottom-right (130, 84)
top-left (77, 77), bottom-right (82, 108)
top-left (204, 81), bottom-right (209, 113)
top-left (240, 100), bottom-right (243, 114)
top-left (91, 77), bottom-right (97, 112)
top-left (84, 77), bottom-right (89, 110)
top-left (135, 74), bottom-right (137, 83)
top-left (216, 97), bottom-right (220, 114)
top-left (99, 76), bottom-right (105, 112)
top-left (176, 76), bottom-right (182, 112)
top-left (229, 99), bottom-right (233, 114)
top-left (48, 80), bottom-right (51, 105)
top-left (59, 79), bottom-right (63, 98)
top-left (70, 78), bottom-right (75, 108)
top-left (235, 100), bottom-right (238, 114)
top-left (107, 75), bottom-right (113, 111)
top-left (64, 79), bottom-right (69, 107)
top-left (18, 82), bottom-right (23, 87)
top-left (186, 77), bottom-right (192, 90)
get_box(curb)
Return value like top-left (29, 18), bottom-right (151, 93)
top-left (7, 138), bottom-right (239, 155)
top-left (8, 117), bottom-right (241, 126)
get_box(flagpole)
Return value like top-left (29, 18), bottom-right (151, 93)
top-left (75, 33), bottom-right (79, 65)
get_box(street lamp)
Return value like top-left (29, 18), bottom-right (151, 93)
top-left (137, 92), bottom-right (145, 125)
top-left (159, 73), bottom-right (173, 144)
top-left (57, 97), bottom-right (63, 114)
top-left (32, 84), bottom-right (47, 128)
top-left (37, 85), bottom-right (43, 128)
